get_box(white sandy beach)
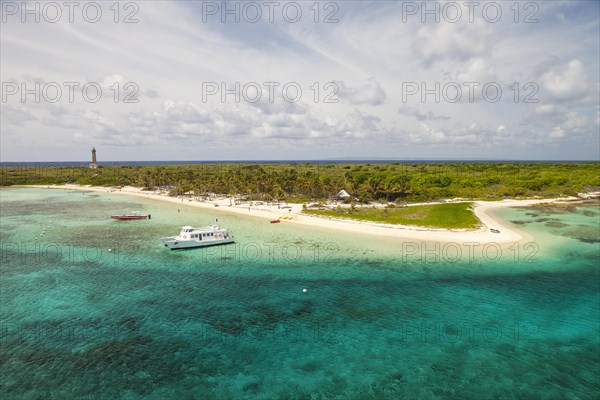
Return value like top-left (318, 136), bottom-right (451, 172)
top-left (24, 184), bottom-right (584, 245)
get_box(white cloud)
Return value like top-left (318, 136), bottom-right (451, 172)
top-left (398, 105), bottom-right (450, 121)
top-left (1, 1), bottom-right (599, 161)
top-left (0, 104), bottom-right (36, 126)
top-left (549, 127), bottom-right (565, 139)
top-left (455, 58), bottom-right (498, 84)
top-left (164, 100), bottom-right (210, 124)
top-left (561, 112), bottom-right (588, 132)
top-left (544, 111), bottom-right (591, 141)
top-left (334, 78), bottom-right (386, 106)
top-left (535, 104), bottom-right (556, 115)
top-left (539, 59), bottom-right (592, 103)
top-left (412, 20), bottom-right (494, 65)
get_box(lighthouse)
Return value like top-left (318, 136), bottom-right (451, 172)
top-left (90, 147), bottom-right (98, 169)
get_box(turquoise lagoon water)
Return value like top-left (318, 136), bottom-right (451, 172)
top-left (1, 188), bottom-right (598, 399)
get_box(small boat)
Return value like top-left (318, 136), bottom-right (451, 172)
top-left (490, 228), bottom-right (500, 233)
top-left (111, 213), bottom-right (150, 220)
top-left (160, 225), bottom-right (234, 250)
top-left (270, 219), bottom-right (281, 223)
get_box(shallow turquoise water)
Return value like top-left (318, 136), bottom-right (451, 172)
top-left (1, 188), bottom-right (599, 399)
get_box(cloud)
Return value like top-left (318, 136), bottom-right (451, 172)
top-left (334, 78), bottom-right (386, 106)
top-left (98, 74), bottom-right (142, 102)
top-left (0, 104), bottom-right (36, 126)
top-left (401, 121), bottom-right (503, 146)
top-left (546, 111), bottom-right (590, 140)
top-left (455, 58), bottom-right (498, 85)
top-left (412, 20), bottom-right (493, 65)
top-left (415, 123), bottom-right (446, 143)
top-left (523, 107), bottom-right (594, 142)
top-left (398, 105), bottom-right (450, 121)
top-left (163, 100), bottom-right (210, 124)
top-left (1, 1), bottom-right (599, 161)
top-left (248, 89), bottom-right (310, 116)
top-left (535, 104), bottom-right (556, 115)
top-left (539, 59), bottom-right (593, 103)
top-left (561, 112), bottom-right (588, 132)
top-left (68, 98), bottom-right (393, 148)
top-left (549, 127), bottom-right (564, 138)
top-left (143, 89), bottom-right (160, 99)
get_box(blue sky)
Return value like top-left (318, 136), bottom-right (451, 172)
top-left (1, 0), bottom-right (599, 161)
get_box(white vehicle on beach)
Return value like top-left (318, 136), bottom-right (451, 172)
top-left (160, 225), bottom-right (234, 250)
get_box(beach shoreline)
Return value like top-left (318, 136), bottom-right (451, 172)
top-left (11, 184), bottom-right (585, 244)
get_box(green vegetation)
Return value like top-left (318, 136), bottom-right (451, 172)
top-left (304, 202), bottom-right (480, 229)
top-left (2, 162), bottom-right (599, 204)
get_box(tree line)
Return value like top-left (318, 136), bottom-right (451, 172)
top-left (1, 162), bottom-right (598, 203)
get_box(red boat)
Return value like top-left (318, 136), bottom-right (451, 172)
top-left (111, 214), bottom-right (150, 220)
top-left (270, 219), bottom-right (281, 223)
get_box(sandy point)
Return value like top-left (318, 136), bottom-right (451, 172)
top-left (23, 184), bottom-right (581, 245)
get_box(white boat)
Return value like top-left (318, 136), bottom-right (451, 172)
top-left (160, 225), bottom-right (234, 250)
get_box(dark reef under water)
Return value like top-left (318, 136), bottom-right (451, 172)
top-left (1, 189), bottom-right (599, 399)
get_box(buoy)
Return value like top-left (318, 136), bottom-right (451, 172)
top-left (302, 288), bottom-right (308, 293)
top-left (108, 249), bottom-right (112, 252)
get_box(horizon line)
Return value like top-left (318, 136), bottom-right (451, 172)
top-left (1, 158), bottom-right (599, 163)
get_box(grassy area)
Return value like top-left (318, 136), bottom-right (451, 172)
top-left (303, 202), bottom-right (481, 229)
